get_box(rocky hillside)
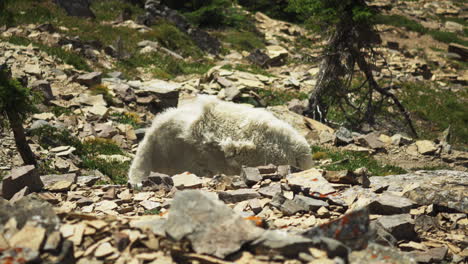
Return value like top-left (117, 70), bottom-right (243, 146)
top-left (0, 0), bottom-right (467, 263)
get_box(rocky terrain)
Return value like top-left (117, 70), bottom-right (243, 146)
top-left (0, 0), bottom-right (467, 263)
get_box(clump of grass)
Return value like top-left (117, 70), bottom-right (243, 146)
top-left (50, 106), bottom-right (74, 117)
top-left (31, 125), bottom-right (129, 183)
top-left (5, 36), bottom-right (91, 72)
top-left (143, 209), bottom-right (161, 215)
top-left (91, 0), bottom-right (145, 22)
top-left (111, 112), bottom-right (142, 129)
top-left (90, 84), bottom-right (114, 106)
top-left (217, 30), bottom-right (265, 52)
top-left (311, 146), bottom-right (407, 176)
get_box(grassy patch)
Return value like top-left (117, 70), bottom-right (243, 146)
top-left (217, 30), bottom-right (265, 52)
top-left (110, 112), bottom-right (142, 129)
top-left (257, 88), bottom-right (308, 106)
top-left (117, 53), bottom-right (213, 79)
top-left (221, 64), bottom-right (274, 77)
top-left (311, 146), bottom-right (407, 176)
top-left (4, 36), bottom-right (91, 71)
top-left (31, 126), bottom-right (129, 183)
top-left (398, 82), bottom-right (468, 148)
top-left (375, 14), bottom-right (468, 46)
top-left (91, 0), bottom-right (145, 22)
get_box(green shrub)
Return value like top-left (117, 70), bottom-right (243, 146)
top-left (239, 0), bottom-right (301, 23)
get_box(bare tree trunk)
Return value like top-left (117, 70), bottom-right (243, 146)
top-left (352, 50), bottom-right (419, 137)
top-left (6, 110), bottom-right (37, 166)
top-left (307, 33), bottom-right (342, 121)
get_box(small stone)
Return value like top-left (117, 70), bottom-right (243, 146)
top-left (140, 200), bottom-right (161, 211)
top-left (287, 168), bottom-right (335, 196)
top-left (172, 172), bottom-right (203, 189)
top-left (95, 200), bottom-right (118, 212)
top-left (240, 166), bottom-right (262, 186)
top-left (94, 242), bottom-right (115, 258)
top-left (415, 140), bottom-right (438, 155)
top-left (47, 180), bottom-right (73, 192)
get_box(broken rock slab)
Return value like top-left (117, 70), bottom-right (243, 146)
top-left (218, 189), bottom-right (261, 204)
top-left (287, 168), bottom-right (335, 196)
top-left (172, 172), bottom-right (203, 189)
top-left (165, 190), bottom-right (264, 258)
top-left (2, 165), bottom-right (44, 200)
top-left (368, 192), bottom-right (415, 215)
top-left (415, 140), bottom-right (438, 155)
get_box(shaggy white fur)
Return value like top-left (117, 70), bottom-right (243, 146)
top-left (128, 95), bottom-right (313, 186)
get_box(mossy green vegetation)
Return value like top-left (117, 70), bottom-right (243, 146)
top-left (311, 146), bottom-right (407, 176)
top-left (398, 82), bottom-right (468, 148)
top-left (31, 126), bottom-right (129, 184)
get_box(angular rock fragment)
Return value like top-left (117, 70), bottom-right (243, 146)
top-left (218, 189), bottom-right (261, 204)
top-left (2, 165), bottom-right (44, 200)
top-left (172, 172), bottom-right (203, 189)
top-left (376, 214), bottom-right (417, 241)
top-left (240, 166), bottom-right (262, 187)
top-left (76, 72), bottom-right (102, 87)
top-left (368, 192), bottom-right (415, 215)
top-left (287, 168), bottom-right (335, 196)
top-left (165, 190), bottom-right (264, 258)
top-left (415, 140), bottom-right (438, 155)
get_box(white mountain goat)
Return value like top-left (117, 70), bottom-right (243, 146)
top-left (128, 96), bottom-right (313, 186)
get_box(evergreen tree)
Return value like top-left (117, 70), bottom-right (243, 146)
top-left (289, 0), bottom-right (417, 136)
